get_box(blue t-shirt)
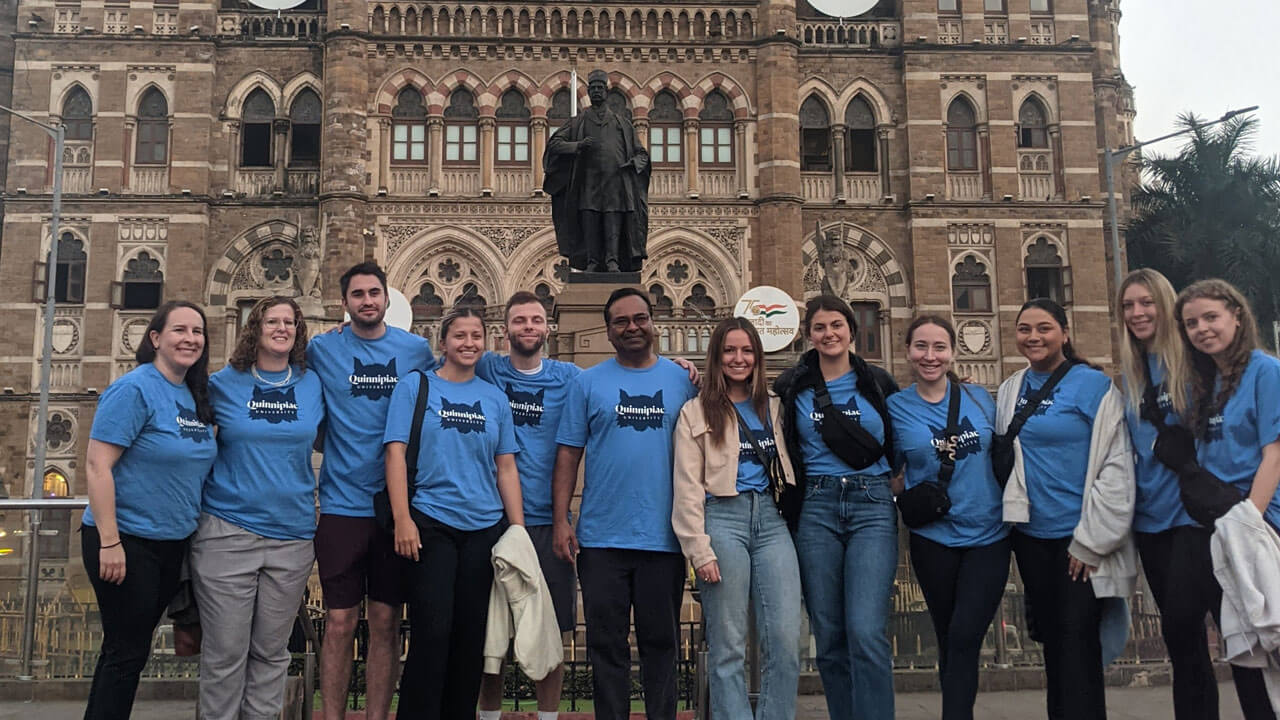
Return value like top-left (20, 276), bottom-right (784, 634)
top-left (734, 400), bottom-right (776, 494)
top-left (794, 371), bottom-right (891, 477)
top-left (307, 327), bottom-right (433, 517)
top-left (889, 383), bottom-right (1008, 547)
top-left (1198, 350), bottom-right (1280, 529)
top-left (203, 365), bottom-right (325, 540)
top-left (476, 354), bottom-right (581, 526)
top-left (556, 357), bottom-right (698, 553)
top-left (383, 370), bottom-right (519, 531)
top-left (83, 363), bottom-right (217, 540)
top-left (1126, 354), bottom-right (1194, 533)
top-left (1016, 364), bottom-right (1113, 539)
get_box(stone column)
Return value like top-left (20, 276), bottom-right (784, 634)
top-left (320, 0), bottom-right (372, 314)
top-left (734, 119), bottom-right (749, 198)
top-left (684, 118), bottom-right (699, 198)
top-left (479, 116), bottom-right (495, 196)
top-left (1049, 124), bottom-right (1064, 200)
top-left (272, 117), bottom-right (289, 192)
top-left (978, 123), bottom-right (992, 199)
top-left (752, 0), bottom-right (804, 296)
top-left (830, 122), bottom-right (846, 203)
top-left (877, 125), bottom-right (891, 199)
top-left (226, 121), bottom-right (239, 192)
top-left (530, 117), bottom-right (547, 195)
top-left (427, 115), bottom-right (443, 196)
top-left (377, 118), bottom-right (391, 193)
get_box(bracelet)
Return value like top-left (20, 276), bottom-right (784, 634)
top-left (100, 540), bottom-right (122, 550)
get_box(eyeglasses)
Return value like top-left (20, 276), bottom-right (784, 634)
top-left (263, 318), bottom-right (299, 329)
top-left (608, 313), bottom-right (651, 330)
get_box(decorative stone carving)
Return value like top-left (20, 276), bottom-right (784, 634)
top-left (294, 222), bottom-right (323, 300)
top-left (474, 225), bottom-right (537, 256)
top-left (957, 319), bottom-right (992, 356)
top-left (121, 318), bottom-right (149, 354)
top-left (51, 319), bottom-right (79, 355)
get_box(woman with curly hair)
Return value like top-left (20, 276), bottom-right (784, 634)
top-left (82, 301), bottom-right (217, 720)
top-left (190, 296), bottom-right (325, 720)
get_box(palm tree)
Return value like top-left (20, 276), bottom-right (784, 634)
top-left (1126, 112), bottom-right (1280, 342)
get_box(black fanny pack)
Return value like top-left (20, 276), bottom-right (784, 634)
top-left (1141, 360), bottom-right (1244, 526)
top-left (991, 361), bottom-right (1073, 487)
top-left (815, 381), bottom-right (886, 471)
top-left (898, 381), bottom-right (962, 529)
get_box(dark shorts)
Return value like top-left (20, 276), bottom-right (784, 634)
top-left (314, 514), bottom-right (405, 610)
top-left (527, 524), bottom-right (577, 633)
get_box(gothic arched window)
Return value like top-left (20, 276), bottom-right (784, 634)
top-left (241, 88), bottom-right (275, 168)
top-left (945, 97), bottom-right (978, 171)
top-left (951, 255), bottom-right (991, 312)
top-left (648, 91), bottom-right (682, 167)
top-left (63, 87), bottom-right (94, 142)
top-left (844, 96), bottom-right (877, 172)
top-left (1025, 236), bottom-right (1070, 304)
top-left (495, 90), bottom-right (531, 166)
top-left (444, 89), bottom-right (479, 165)
top-left (800, 95), bottom-right (831, 172)
top-left (289, 89), bottom-right (322, 166)
top-left (699, 91), bottom-right (734, 166)
top-left (51, 232), bottom-right (87, 304)
top-left (135, 88), bottom-right (169, 165)
top-left (1018, 97), bottom-right (1049, 149)
top-left (392, 88), bottom-right (427, 165)
top-left (120, 251), bottom-right (164, 310)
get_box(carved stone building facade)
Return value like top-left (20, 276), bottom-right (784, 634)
top-left (0, 0), bottom-right (1135, 564)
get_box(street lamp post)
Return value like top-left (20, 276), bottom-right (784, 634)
top-left (0, 103), bottom-right (65, 680)
top-left (1104, 105), bottom-right (1259, 291)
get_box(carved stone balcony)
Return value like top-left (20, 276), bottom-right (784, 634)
top-left (389, 167), bottom-right (432, 195)
top-left (493, 168), bottom-right (534, 196)
top-left (367, 4), bottom-right (756, 41)
top-left (983, 19), bottom-right (1008, 44)
top-left (217, 11), bottom-right (326, 40)
top-left (650, 169), bottom-right (686, 199)
top-left (797, 20), bottom-right (900, 48)
top-left (286, 169), bottom-right (319, 195)
top-left (801, 172), bottom-right (834, 202)
top-left (1017, 150), bottom-right (1056, 201)
top-left (1029, 20), bottom-right (1055, 45)
top-left (129, 167), bottom-right (168, 194)
top-left (234, 169), bottom-right (276, 197)
top-left (946, 171), bottom-right (982, 201)
top-left (61, 165), bottom-right (93, 195)
top-left (696, 170), bottom-right (736, 198)
top-left (441, 168), bottom-right (481, 195)
top-left (843, 173), bottom-right (881, 203)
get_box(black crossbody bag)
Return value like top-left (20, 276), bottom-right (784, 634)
top-left (731, 403), bottom-right (788, 512)
top-left (1139, 355), bottom-right (1244, 526)
top-left (897, 381), bottom-right (962, 529)
top-left (814, 379), bottom-right (887, 471)
top-left (373, 370), bottom-right (430, 533)
top-left (990, 361), bottom-right (1073, 487)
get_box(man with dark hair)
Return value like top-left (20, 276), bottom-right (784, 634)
top-left (306, 261), bottom-right (433, 720)
top-left (544, 69), bottom-right (650, 273)
top-left (551, 287), bottom-right (698, 720)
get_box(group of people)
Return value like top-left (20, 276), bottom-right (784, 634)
top-left (77, 256), bottom-right (1280, 720)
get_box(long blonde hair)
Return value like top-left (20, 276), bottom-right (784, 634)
top-left (1116, 269), bottom-right (1188, 416)
top-left (1175, 278), bottom-right (1260, 439)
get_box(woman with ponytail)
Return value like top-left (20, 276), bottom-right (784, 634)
top-left (82, 301), bottom-right (218, 720)
top-left (996, 298), bottom-right (1136, 720)
top-left (887, 315), bottom-right (1008, 720)
top-left (1118, 270), bottom-right (1273, 719)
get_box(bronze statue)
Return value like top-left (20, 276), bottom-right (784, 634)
top-left (543, 69), bottom-right (650, 274)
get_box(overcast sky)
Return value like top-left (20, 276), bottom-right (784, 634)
top-left (1120, 0), bottom-right (1279, 162)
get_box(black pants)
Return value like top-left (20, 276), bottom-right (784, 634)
top-left (1137, 526), bottom-right (1277, 720)
top-left (578, 547), bottom-right (685, 720)
top-left (910, 534), bottom-right (1012, 720)
top-left (1012, 531), bottom-right (1106, 720)
top-left (397, 512), bottom-right (504, 720)
top-left (578, 210), bottom-right (624, 269)
top-left (81, 525), bottom-right (188, 720)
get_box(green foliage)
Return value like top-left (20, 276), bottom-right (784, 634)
top-left (1125, 112), bottom-right (1280, 344)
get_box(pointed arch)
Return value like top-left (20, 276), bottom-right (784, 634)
top-left (281, 71), bottom-right (322, 110)
top-left (205, 220), bottom-right (300, 307)
top-left (536, 70), bottom-right (589, 113)
top-left (833, 78), bottom-right (893, 127)
top-left (222, 72), bottom-right (283, 120)
top-left (482, 69), bottom-right (539, 115)
top-left (797, 77), bottom-right (840, 119)
top-left (432, 69), bottom-right (488, 109)
top-left (639, 72), bottom-right (694, 118)
top-left (372, 67), bottom-right (434, 114)
top-left (689, 72), bottom-right (752, 118)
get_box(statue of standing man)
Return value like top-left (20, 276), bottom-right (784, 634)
top-left (543, 70), bottom-right (651, 274)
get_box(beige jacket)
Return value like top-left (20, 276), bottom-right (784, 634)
top-left (482, 525), bottom-right (563, 682)
top-left (997, 367), bottom-right (1138, 598)
top-left (672, 393), bottom-right (797, 569)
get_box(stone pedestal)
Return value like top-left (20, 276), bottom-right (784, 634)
top-left (553, 273), bottom-right (641, 368)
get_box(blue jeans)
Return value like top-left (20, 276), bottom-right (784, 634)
top-left (701, 491), bottom-right (802, 720)
top-left (795, 474), bottom-right (898, 720)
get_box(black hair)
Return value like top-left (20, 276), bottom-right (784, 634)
top-left (1016, 297), bottom-right (1098, 369)
top-left (136, 300), bottom-right (214, 424)
top-left (439, 306), bottom-right (486, 343)
top-left (603, 287), bottom-right (653, 323)
top-left (802, 294), bottom-right (858, 337)
top-left (339, 261), bottom-right (388, 298)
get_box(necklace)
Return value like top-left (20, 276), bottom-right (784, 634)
top-left (251, 364), bottom-right (292, 387)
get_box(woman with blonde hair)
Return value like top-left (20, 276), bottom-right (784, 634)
top-left (673, 317), bottom-right (801, 720)
top-left (1161, 278), bottom-right (1280, 719)
top-left (191, 295), bottom-right (325, 720)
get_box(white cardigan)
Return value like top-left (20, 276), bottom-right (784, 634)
top-left (482, 525), bottom-right (564, 681)
top-left (996, 367), bottom-right (1138, 598)
top-left (1211, 500), bottom-right (1280, 709)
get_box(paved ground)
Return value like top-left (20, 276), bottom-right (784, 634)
top-left (0, 684), bottom-right (1250, 720)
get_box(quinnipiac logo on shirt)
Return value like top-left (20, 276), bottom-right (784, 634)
top-left (928, 416), bottom-right (982, 460)
top-left (439, 396), bottom-right (487, 434)
top-left (175, 402), bottom-right (211, 442)
top-left (505, 384), bottom-right (545, 427)
top-left (615, 389), bottom-right (665, 431)
top-left (738, 428), bottom-right (778, 465)
top-left (810, 399), bottom-right (860, 434)
top-left (349, 358), bottom-right (398, 400)
top-left (247, 386), bottom-right (299, 424)
top-left (1015, 387), bottom-right (1057, 416)
top-left (1206, 413), bottom-right (1225, 442)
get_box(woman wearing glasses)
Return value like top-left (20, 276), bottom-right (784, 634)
top-left (190, 296), bottom-right (325, 720)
